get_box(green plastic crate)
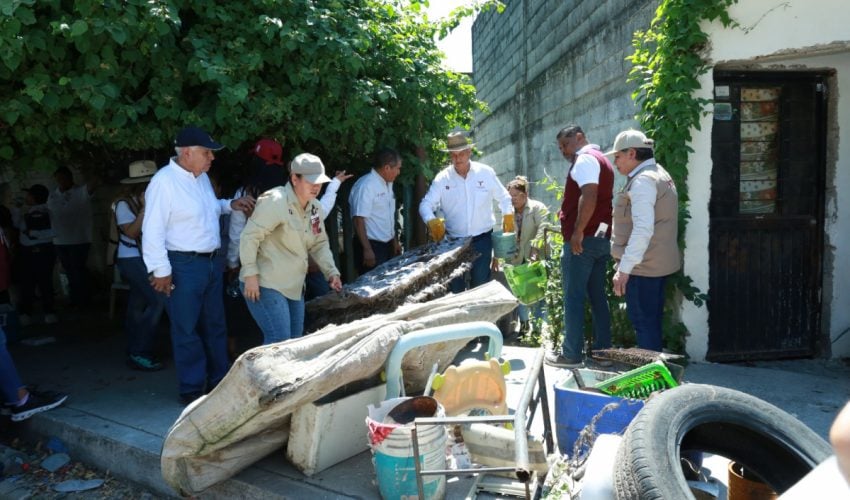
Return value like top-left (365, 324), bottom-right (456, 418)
top-left (503, 261), bottom-right (546, 305)
top-left (592, 360), bottom-right (678, 399)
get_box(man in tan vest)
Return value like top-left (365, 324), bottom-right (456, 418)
top-left (605, 130), bottom-right (680, 351)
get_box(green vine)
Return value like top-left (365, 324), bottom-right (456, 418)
top-left (626, 0), bottom-right (738, 351)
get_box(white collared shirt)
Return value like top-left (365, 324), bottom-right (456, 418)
top-left (142, 158), bottom-right (232, 277)
top-left (619, 159), bottom-right (657, 274)
top-left (349, 169), bottom-right (395, 242)
top-left (419, 161), bottom-right (513, 238)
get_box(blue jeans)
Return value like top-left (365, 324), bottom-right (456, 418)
top-left (242, 283), bottom-right (305, 345)
top-left (560, 236), bottom-right (611, 360)
top-left (117, 257), bottom-right (166, 358)
top-left (0, 326), bottom-right (23, 404)
top-left (625, 275), bottom-right (667, 351)
top-left (55, 243), bottom-right (90, 307)
top-left (450, 232), bottom-right (493, 293)
top-left (518, 301), bottom-right (544, 323)
top-left (166, 251), bottom-right (230, 395)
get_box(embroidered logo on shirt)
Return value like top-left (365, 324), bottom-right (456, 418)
top-left (477, 181), bottom-right (484, 188)
top-left (445, 185), bottom-right (450, 190)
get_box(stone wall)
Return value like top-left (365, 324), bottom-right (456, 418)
top-left (471, 0), bottom-right (659, 208)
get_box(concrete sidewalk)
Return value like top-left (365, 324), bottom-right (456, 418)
top-left (7, 314), bottom-right (850, 498)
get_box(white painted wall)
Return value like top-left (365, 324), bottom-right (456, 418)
top-left (683, 0), bottom-right (850, 360)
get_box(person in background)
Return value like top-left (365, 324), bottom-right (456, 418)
top-left (0, 325), bottom-right (67, 422)
top-left (546, 124), bottom-right (614, 368)
top-left (607, 129), bottom-right (680, 352)
top-left (142, 126), bottom-right (255, 405)
top-left (503, 176), bottom-right (549, 334)
top-left (113, 161), bottom-right (166, 372)
top-left (239, 153), bottom-right (342, 344)
top-left (47, 166), bottom-right (96, 310)
top-left (349, 147), bottom-right (402, 275)
top-left (419, 130), bottom-right (513, 293)
top-left (14, 185), bottom-right (56, 326)
top-left (307, 167), bottom-right (352, 300)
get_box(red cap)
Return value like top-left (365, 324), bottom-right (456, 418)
top-left (253, 139), bottom-right (283, 165)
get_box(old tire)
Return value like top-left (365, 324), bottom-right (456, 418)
top-left (613, 384), bottom-right (831, 500)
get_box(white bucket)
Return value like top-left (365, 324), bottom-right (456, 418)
top-left (367, 397), bottom-right (447, 500)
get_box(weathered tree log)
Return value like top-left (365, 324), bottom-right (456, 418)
top-left (304, 238), bottom-right (474, 331)
top-left (161, 281), bottom-right (518, 495)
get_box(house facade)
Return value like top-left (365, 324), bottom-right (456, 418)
top-left (471, 0), bottom-right (850, 361)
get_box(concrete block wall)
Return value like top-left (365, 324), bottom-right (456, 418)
top-left (471, 0), bottom-right (660, 208)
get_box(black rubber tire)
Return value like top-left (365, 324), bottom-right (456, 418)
top-left (613, 383), bottom-right (832, 500)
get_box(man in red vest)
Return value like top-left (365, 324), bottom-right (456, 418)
top-left (547, 125), bottom-right (614, 367)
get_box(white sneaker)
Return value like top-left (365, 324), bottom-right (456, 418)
top-left (19, 314), bottom-right (32, 327)
top-left (44, 313), bottom-right (58, 324)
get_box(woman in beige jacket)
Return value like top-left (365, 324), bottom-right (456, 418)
top-left (506, 176), bottom-right (549, 332)
top-left (239, 153), bottom-right (342, 345)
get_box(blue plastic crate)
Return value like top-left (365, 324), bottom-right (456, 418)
top-left (554, 369), bottom-right (645, 456)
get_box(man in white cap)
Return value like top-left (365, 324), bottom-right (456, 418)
top-left (419, 130), bottom-right (513, 292)
top-left (605, 129), bottom-right (680, 352)
top-left (142, 125), bottom-right (255, 404)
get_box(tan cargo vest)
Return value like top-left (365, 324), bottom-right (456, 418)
top-left (611, 163), bottom-right (681, 277)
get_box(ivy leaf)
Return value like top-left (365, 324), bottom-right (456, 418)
top-left (70, 20), bottom-right (88, 37)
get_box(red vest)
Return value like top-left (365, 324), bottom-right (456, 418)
top-left (559, 148), bottom-right (614, 238)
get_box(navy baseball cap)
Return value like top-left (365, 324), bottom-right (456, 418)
top-left (174, 126), bottom-right (224, 150)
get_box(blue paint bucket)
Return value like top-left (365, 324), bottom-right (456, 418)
top-left (367, 397), bottom-right (447, 499)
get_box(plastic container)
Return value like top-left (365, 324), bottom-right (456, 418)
top-left (503, 261), bottom-right (546, 305)
top-left (554, 369), bottom-right (644, 456)
top-left (491, 231), bottom-right (517, 259)
top-left (367, 397), bottom-right (447, 500)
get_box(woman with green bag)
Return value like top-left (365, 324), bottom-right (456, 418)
top-left (505, 176), bottom-right (549, 333)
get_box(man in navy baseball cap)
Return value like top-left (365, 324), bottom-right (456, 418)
top-left (174, 126), bottom-right (224, 150)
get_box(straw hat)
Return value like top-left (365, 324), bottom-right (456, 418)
top-left (121, 160), bottom-right (157, 184)
top-left (441, 131), bottom-right (474, 152)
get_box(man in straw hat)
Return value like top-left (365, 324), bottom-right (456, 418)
top-left (419, 130), bottom-right (513, 293)
top-left (605, 129), bottom-right (680, 352)
top-left (547, 125), bottom-right (615, 368)
top-left (112, 160), bottom-right (166, 372)
top-left (142, 126), bottom-right (255, 405)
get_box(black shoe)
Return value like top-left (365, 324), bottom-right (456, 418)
top-left (10, 391), bottom-right (68, 422)
top-left (179, 392), bottom-right (203, 406)
top-left (544, 352), bottom-right (583, 368)
top-left (127, 354), bottom-right (164, 372)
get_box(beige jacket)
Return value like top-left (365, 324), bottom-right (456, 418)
top-left (508, 198), bottom-right (550, 266)
top-left (239, 183), bottom-right (339, 300)
top-left (611, 163), bottom-right (681, 277)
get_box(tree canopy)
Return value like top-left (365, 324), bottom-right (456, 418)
top-left (0, 0), bottom-right (498, 181)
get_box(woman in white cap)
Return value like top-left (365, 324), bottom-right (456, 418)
top-left (239, 153), bottom-right (343, 344)
top-left (112, 160), bottom-right (166, 371)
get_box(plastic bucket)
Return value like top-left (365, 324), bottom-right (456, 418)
top-left (491, 231), bottom-right (517, 259)
top-left (554, 369), bottom-right (644, 456)
top-left (503, 261), bottom-right (546, 304)
top-left (367, 397), bottom-right (447, 500)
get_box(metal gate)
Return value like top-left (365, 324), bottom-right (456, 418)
top-left (707, 71), bottom-right (827, 361)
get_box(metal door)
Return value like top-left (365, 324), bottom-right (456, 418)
top-left (708, 72), bottom-right (827, 361)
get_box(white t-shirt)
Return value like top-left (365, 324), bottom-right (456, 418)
top-left (115, 200), bottom-right (141, 259)
top-left (570, 144), bottom-right (602, 187)
top-left (47, 184), bottom-right (92, 245)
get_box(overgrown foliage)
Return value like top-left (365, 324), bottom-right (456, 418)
top-left (0, 0), bottom-right (501, 181)
top-left (627, 0), bottom-right (738, 351)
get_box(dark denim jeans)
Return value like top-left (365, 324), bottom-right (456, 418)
top-left (450, 232), bottom-right (493, 294)
top-left (304, 271), bottom-right (330, 301)
top-left (117, 257), bottom-right (166, 358)
top-left (165, 251), bottom-right (230, 395)
top-left (0, 326), bottom-right (23, 404)
top-left (242, 283), bottom-right (305, 345)
top-left (55, 243), bottom-right (90, 307)
top-left (625, 274), bottom-right (667, 351)
top-left (560, 236), bottom-right (611, 360)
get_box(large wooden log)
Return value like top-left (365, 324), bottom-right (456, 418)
top-left (304, 238), bottom-right (474, 331)
top-left (161, 281), bottom-right (518, 495)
